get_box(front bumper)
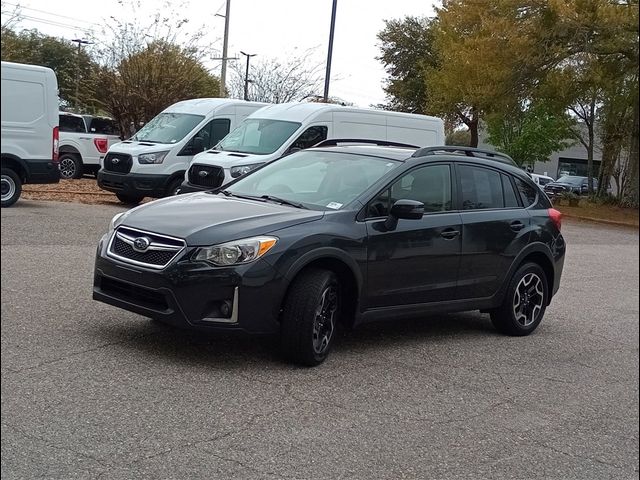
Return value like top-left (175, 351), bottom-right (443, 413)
top-left (92, 235), bottom-right (283, 334)
top-left (97, 170), bottom-right (171, 198)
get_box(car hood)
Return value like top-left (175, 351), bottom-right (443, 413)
top-left (108, 140), bottom-right (178, 156)
top-left (118, 192), bottom-right (324, 246)
top-left (191, 149), bottom-right (271, 169)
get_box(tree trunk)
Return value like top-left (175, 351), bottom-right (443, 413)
top-left (628, 96), bottom-right (639, 207)
top-left (469, 108), bottom-right (479, 147)
top-left (586, 97), bottom-right (596, 194)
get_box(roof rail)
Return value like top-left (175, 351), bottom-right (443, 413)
top-left (313, 138), bottom-right (419, 149)
top-left (411, 145), bottom-right (516, 165)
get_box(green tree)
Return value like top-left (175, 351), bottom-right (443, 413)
top-left (92, 41), bottom-right (220, 136)
top-left (486, 102), bottom-right (575, 167)
top-left (376, 16), bottom-right (437, 114)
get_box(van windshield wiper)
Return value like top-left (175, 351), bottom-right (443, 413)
top-left (260, 195), bottom-right (308, 209)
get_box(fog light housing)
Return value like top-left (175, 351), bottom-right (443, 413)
top-left (200, 288), bottom-right (238, 324)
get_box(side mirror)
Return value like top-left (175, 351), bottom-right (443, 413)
top-left (384, 199), bottom-right (424, 230)
top-left (285, 146), bottom-right (302, 156)
top-left (193, 136), bottom-right (205, 154)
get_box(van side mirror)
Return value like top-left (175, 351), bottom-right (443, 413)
top-left (285, 146), bottom-right (302, 156)
top-left (384, 199), bottom-right (424, 230)
top-left (193, 136), bottom-right (205, 153)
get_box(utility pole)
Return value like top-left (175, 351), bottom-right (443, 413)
top-left (240, 51), bottom-right (256, 101)
top-left (323, 0), bottom-right (338, 103)
top-left (71, 38), bottom-right (92, 109)
top-left (217, 0), bottom-right (231, 97)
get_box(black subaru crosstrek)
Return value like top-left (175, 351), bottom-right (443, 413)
top-left (93, 144), bottom-right (566, 366)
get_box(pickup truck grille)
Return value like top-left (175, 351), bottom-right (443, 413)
top-left (104, 153), bottom-right (132, 173)
top-left (107, 226), bottom-right (185, 269)
top-left (188, 164), bottom-right (225, 189)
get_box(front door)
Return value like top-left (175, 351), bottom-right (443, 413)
top-left (365, 163), bottom-right (462, 308)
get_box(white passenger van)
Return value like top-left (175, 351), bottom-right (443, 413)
top-left (1, 61), bottom-right (60, 207)
top-left (179, 102), bottom-right (445, 193)
top-left (97, 98), bottom-right (267, 205)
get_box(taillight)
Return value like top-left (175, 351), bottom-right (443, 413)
top-left (52, 126), bottom-right (59, 163)
top-left (94, 138), bottom-right (108, 154)
top-left (548, 208), bottom-right (562, 231)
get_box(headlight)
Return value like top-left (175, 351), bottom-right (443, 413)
top-left (138, 151), bottom-right (170, 164)
top-left (193, 236), bottom-right (277, 266)
top-left (230, 163), bottom-right (264, 178)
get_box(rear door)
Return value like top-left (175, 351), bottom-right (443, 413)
top-left (455, 164), bottom-right (531, 299)
top-left (365, 163), bottom-right (462, 308)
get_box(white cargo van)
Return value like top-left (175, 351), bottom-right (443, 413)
top-left (1, 61), bottom-right (60, 207)
top-left (180, 102), bottom-right (445, 193)
top-left (97, 98), bottom-right (267, 204)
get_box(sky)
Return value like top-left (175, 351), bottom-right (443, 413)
top-left (3, 0), bottom-right (438, 107)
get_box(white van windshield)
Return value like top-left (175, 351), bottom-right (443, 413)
top-left (217, 119), bottom-right (301, 155)
top-left (132, 113), bottom-right (204, 144)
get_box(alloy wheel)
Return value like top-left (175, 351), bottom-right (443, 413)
top-left (312, 285), bottom-right (338, 354)
top-left (512, 273), bottom-right (544, 327)
top-left (59, 157), bottom-right (76, 179)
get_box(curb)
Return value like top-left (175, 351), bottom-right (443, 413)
top-left (563, 214), bottom-right (638, 229)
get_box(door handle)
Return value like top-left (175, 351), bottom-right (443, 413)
top-left (440, 228), bottom-right (460, 239)
top-left (510, 221), bottom-right (525, 231)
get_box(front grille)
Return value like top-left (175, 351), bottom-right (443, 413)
top-left (188, 164), bottom-right (225, 188)
top-left (100, 277), bottom-right (168, 311)
top-left (107, 226), bottom-right (185, 269)
top-left (104, 153), bottom-right (133, 173)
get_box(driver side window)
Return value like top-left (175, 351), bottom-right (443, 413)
top-left (179, 118), bottom-right (230, 156)
top-left (288, 126), bottom-right (328, 152)
top-left (367, 164), bottom-right (452, 218)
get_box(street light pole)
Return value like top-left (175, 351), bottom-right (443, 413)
top-left (71, 38), bottom-right (92, 109)
top-left (323, 0), bottom-right (338, 103)
top-left (240, 51), bottom-right (256, 101)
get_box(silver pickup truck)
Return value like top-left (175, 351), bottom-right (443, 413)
top-left (58, 112), bottom-right (122, 179)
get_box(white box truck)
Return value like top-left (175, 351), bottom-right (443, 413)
top-left (1, 61), bottom-right (60, 207)
top-left (97, 98), bottom-right (267, 205)
top-left (179, 102), bottom-right (445, 193)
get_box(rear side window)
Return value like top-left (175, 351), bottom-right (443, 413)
top-left (87, 117), bottom-right (118, 135)
top-left (514, 178), bottom-right (538, 206)
top-left (502, 174), bottom-right (520, 208)
top-left (59, 114), bottom-right (86, 133)
top-left (459, 165), bottom-right (504, 210)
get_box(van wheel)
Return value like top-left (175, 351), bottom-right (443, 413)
top-left (115, 193), bottom-right (144, 206)
top-left (59, 153), bottom-right (83, 179)
top-left (280, 268), bottom-right (340, 366)
top-left (490, 262), bottom-right (548, 336)
top-left (165, 177), bottom-right (182, 196)
top-left (1, 168), bottom-right (22, 208)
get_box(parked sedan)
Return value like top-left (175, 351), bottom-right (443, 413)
top-left (543, 175), bottom-right (597, 197)
top-left (93, 145), bottom-right (566, 366)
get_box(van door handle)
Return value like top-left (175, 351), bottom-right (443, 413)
top-left (440, 228), bottom-right (460, 239)
top-left (510, 221), bottom-right (525, 231)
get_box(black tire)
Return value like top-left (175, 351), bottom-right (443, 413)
top-left (280, 268), bottom-right (340, 366)
top-left (1, 168), bottom-right (22, 208)
top-left (490, 262), bottom-right (548, 336)
top-left (165, 177), bottom-right (183, 196)
top-left (116, 193), bottom-right (144, 206)
top-left (59, 153), bottom-right (83, 179)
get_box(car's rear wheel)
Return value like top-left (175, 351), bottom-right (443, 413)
top-left (1, 168), bottom-right (22, 208)
top-left (115, 193), bottom-right (144, 206)
top-left (280, 268), bottom-right (340, 366)
top-left (59, 153), bottom-right (83, 179)
top-left (490, 262), bottom-right (548, 336)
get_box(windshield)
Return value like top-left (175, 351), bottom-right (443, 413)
top-left (224, 150), bottom-right (400, 210)
top-left (132, 113), bottom-right (204, 144)
top-left (556, 176), bottom-right (585, 186)
top-left (217, 119), bottom-right (301, 155)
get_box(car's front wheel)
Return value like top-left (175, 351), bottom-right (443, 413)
top-left (490, 262), bottom-right (548, 336)
top-left (280, 268), bottom-right (340, 366)
top-left (1, 168), bottom-right (22, 208)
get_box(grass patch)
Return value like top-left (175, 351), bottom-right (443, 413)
top-left (555, 199), bottom-right (639, 227)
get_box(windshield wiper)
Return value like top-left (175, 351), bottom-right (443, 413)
top-left (260, 195), bottom-right (308, 209)
top-left (217, 190), bottom-right (266, 201)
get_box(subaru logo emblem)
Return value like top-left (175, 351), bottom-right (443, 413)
top-left (198, 170), bottom-right (209, 177)
top-left (112, 158), bottom-right (121, 164)
top-left (132, 236), bottom-right (151, 252)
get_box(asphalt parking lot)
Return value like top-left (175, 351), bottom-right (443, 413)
top-left (1, 200), bottom-right (638, 480)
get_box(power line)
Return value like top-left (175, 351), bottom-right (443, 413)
top-left (18, 14), bottom-right (94, 34)
top-left (3, 2), bottom-right (99, 27)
